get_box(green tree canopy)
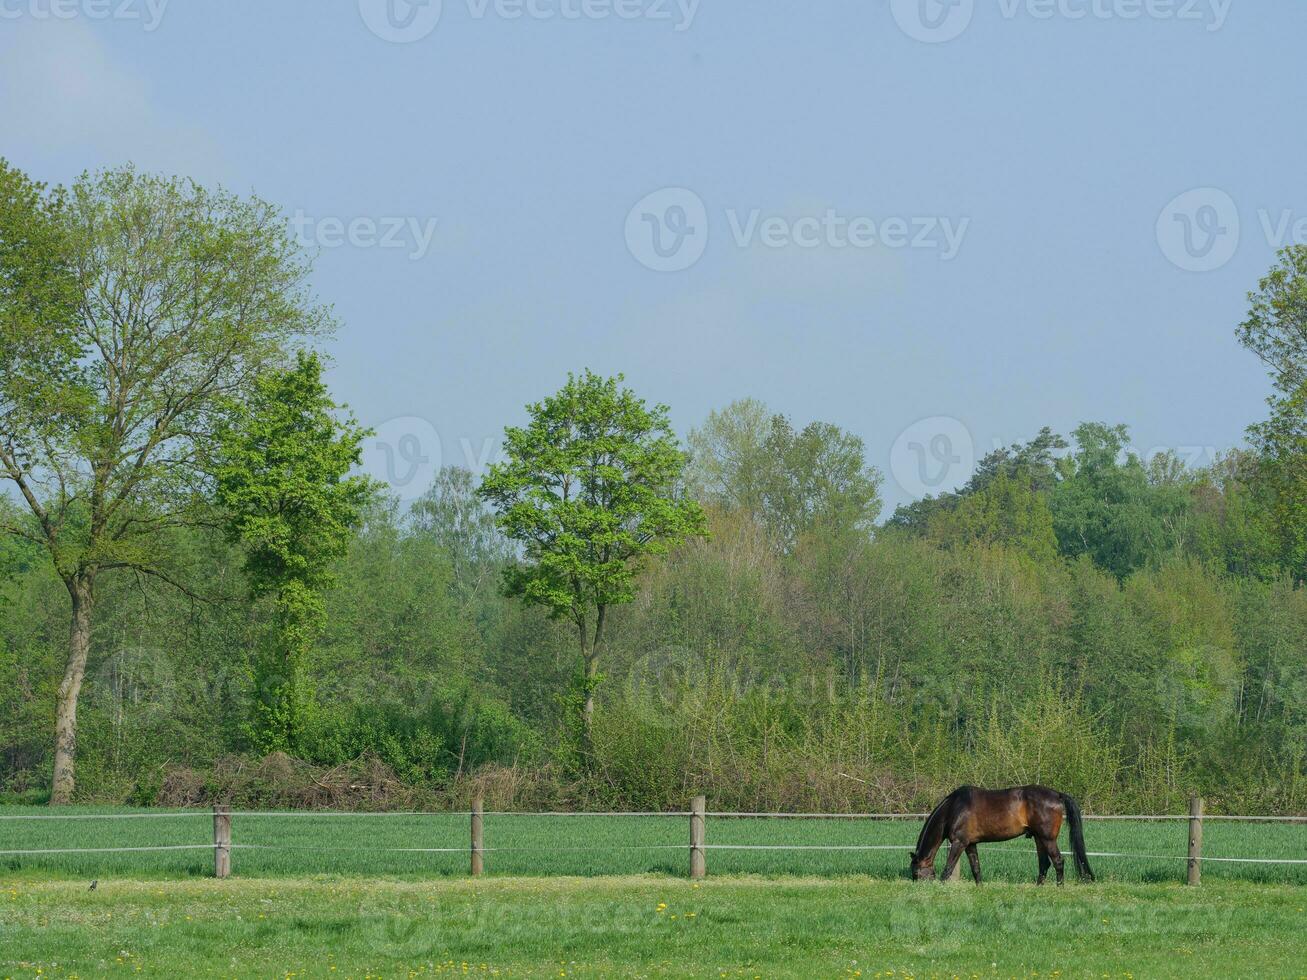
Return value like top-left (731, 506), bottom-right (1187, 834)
top-left (0, 163), bottom-right (330, 802)
top-left (890, 427), bottom-right (1066, 560)
top-left (478, 370), bottom-right (707, 735)
top-left (410, 466), bottom-right (512, 606)
top-left (0, 160), bottom-right (80, 448)
top-left (1238, 245), bottom-right (1307, 393)
top-left (1237, 246), bottom-right (1307, 583)
top-left (1247, 384), bottom-right (1307, 580)
top-left (688, 398), bottom-right (882, 551)
top-left (686, 398), bottom-right (773, 514)
top-left (927, 467), bottom-right (1058, 563)
top-left (213, 350), bottom-right (373, 752)
top-left (1049, 423), bottom-right (1191, 579)
top-left (760, 417), bottom-right (883, 551)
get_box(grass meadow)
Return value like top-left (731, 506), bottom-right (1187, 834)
top-left (2, 808), bottom-right (1305, 977)
top-left (3, 875), bottom-right (1306, 978)
top-left (1, 807), bottom-right (1304, 884)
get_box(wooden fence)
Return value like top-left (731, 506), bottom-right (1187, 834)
top-left (197, 795), bottom-right (1298, 883)
top-left (4, 796), bottom-right (1304, 883)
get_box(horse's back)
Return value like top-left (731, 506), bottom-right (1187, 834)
top-left (950, 785), bottom-right (1065, 842)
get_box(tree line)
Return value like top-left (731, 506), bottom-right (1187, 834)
top-left (2, 162), bottom-right (1306, 812)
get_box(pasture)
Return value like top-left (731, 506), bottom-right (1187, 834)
top-left (3, 808), bottom-right (1305, 977)
top-left (3, 875), bottom-right (1306, 978)
top-left (2, 807), bottom-right (1304, 884)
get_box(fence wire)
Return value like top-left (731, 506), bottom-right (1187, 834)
top-left (1, 808), bottom-right (1303, 867)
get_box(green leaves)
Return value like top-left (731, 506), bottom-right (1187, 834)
top-left (1047, 423), bottom-right (1186, 579)
top-left (1238, 245), bottom-right (1307, 395)
top-left (0, 163), bottom-right (345, 795)
top-left (214, 351), bottom-right (373, 601)
top-left (478, 370), bottom-right (706, 743)
top-left (1239, 248), bottom-right (1307, 582)
top-left (213, 350), bottom-right (373, 751)
top-left (0, 159), bottom-right (83, 450)
top-left (892, 423), bottom-right (1210, 579)
top-left (688, 399), bottom-right (883, 552)
top-left (479, 370), bottom-right (706, 627)
top-left (1247, 382), bottom-right (1307, 580)
top-left (758, 416), bottom-right (883, 551)
top-left (2, 163), bottom-right (337, 582)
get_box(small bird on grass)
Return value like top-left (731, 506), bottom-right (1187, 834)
top-left (88, 880), bottom-right (97, 892)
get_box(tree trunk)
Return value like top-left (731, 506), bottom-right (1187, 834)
top-left (582, 650), bottom-right (598, 730)
top-left (51, 573), bottom-right (94, 806)
top-left (582, 605), bottom-right (606, 734)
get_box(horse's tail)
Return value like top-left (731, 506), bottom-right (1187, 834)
top-left (1060, 793), bottom-right (1095, 881)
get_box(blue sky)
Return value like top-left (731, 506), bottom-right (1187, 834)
top-left (2, 0), bottom-right (1302, 510)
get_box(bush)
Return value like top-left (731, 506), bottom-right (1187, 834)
top-left (299, 684), bottom-right (539, 786)
top-left (156, 753), bottom-right (418, 810)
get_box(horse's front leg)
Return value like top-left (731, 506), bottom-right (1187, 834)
top-left (940, 839), bottom-right (966, 882)
top-left (965, 844), bottom-right (981, 884)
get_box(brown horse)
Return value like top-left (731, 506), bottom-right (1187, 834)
top-left (908, 785), bottom-right (1094, 885)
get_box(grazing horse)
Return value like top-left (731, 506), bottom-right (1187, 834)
top-left (908, 785), bottom-right (1095, 885)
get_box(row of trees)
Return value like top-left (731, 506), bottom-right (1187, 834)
top-left (0, 164), bottom-right (370, 802)
top-left (3, 161), bottom-right (1307, 810)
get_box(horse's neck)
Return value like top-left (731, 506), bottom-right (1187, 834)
top-left (917, 800), bottom-right (950, 861)
top-left (922, 815), bottom-right (947, 860)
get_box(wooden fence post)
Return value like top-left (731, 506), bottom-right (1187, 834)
top-left (1186, 796), bottom-right (1203, 886)
top-left (213, 805), bottom-right (231, 879)
top-left (690, 795), bottom-right (706, 880)
top-left (470, 796), bottom-right (484, 877)
top-left (944, 853), bottom-right (961, 882)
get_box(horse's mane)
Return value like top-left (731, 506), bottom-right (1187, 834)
top-left (913, 788), bottom-right (960, 858)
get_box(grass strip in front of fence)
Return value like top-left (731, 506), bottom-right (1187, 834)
top-left (3, 875), bottom-right (1306, 978)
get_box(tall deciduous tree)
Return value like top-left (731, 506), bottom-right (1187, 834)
top-left (686, 398), bottom-right (773, 514)
top-left (890, 428), bottom-right (1065, 560)
top-left (1247, 383), bottom-right (1307, 580)
top-left (1238, 245), bottom-right (1307, 394)
top-left (213, 351), bottom-right (372, 752)
top-left (687, 398), bottom-right (882, 552)
top-left (759, 416), bottom-right (882, 551)
top-left (410, 466), bottom-right (512, 606)
top-left (0, 164), bottom-right (329, 803)
top-left (1239, 246), bottom-right (1307, 581)
top-left (1049, 423), bottom-right (1190, 579)
top-left (478, 370), bottom-right (707, 735)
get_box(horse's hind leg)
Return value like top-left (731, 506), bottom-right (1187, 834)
top-left (965, 844), bottom-right (981, 885)
top-left (1046, 838), bottom-right (1066, 885)
top-left (1035, 838), bottom-right (1051, 885)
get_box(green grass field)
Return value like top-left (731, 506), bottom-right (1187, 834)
top-left (2, 875), bottom-right (1306, 978)
top-left (1, 807), bottom-right (1304, 884)
top-left (2, 808), bottom-right (1305, 977)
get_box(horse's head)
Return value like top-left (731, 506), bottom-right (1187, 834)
top-left (908, 850), bottom-right (936, 881)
